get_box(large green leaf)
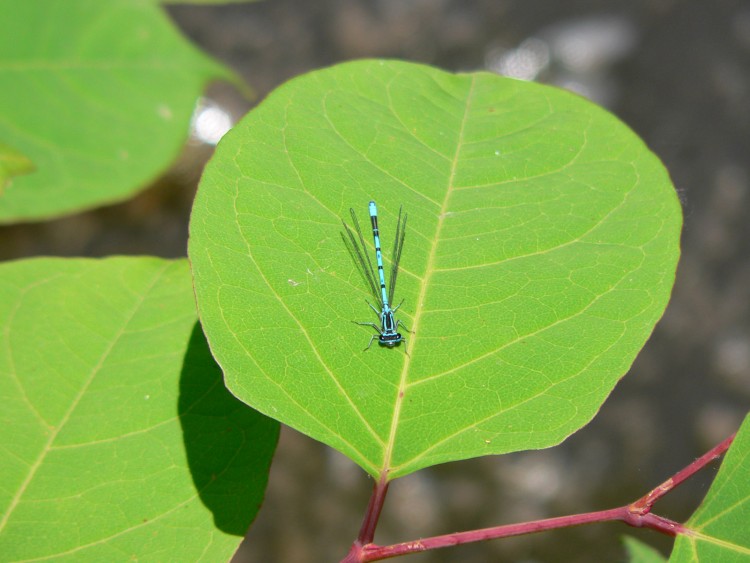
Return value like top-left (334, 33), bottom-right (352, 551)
top-left (0, 0), bottom-right (237, 223)
top-left (0, 257), bottom-right (278, 561)
top-left (189, 59), bottom-right (682, 479)
top-left (669, 414), bottom-right (750, 561)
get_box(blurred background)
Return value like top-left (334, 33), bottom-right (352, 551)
top-left (3, 1), bottom-right (749, 561)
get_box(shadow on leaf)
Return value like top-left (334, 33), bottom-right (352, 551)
top-left (179, 322), bottom-right (280, 535)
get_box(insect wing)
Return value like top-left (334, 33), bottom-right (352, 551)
top-left (342, 209), bottom-right (383, 307)
top-left (388, 206), bottom-right (407, 303)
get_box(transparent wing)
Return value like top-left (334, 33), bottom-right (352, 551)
top-left (388, 206), bottom-right (407, 302)
top-left (341, 208), bottom-right (383, 307)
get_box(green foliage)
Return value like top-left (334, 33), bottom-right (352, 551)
top-left (0, 0), bottom-right (237, 223)
top-left (670, 414), bottom-right (750, 561)
top-left (623, 536), bottom-right (668, 562)
top-left (188, 59), bottom-right (683, 479)
top-left (0, 257), bottom-right (279, 561)
top-left (2, 3), bottom-right (742, 558)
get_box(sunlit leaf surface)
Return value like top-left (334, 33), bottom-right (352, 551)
top-left (189, 60), bottom-right (682, 479)
top-left (0, 257), bottom-right (278, 560)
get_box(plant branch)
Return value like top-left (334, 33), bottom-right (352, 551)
top-left (630, 430), bottom-right (735, 513)
top-left (360, 508), bottom-right (684, 561)
top-left (341, 429), bottom-right (737, 562)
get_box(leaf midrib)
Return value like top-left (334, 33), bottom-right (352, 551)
top-left (381, 75), bottom-right (477, 477)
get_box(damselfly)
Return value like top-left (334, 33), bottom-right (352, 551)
top-left (342, 201), bottom-right (408, 350)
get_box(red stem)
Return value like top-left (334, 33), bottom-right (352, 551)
top-left (631, 431), bottom-right (735, 513)
top-left (363, 508), bottom-right (684, 561)
top-left (342, 472), bottom-right (390, 562)
top-left (341, 430), bottom-right (737, 562)
top-left (358, 473), bottom-right (389, 544)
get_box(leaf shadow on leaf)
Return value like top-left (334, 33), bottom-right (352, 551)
top-left (178, 322), bottom-right (280, 536)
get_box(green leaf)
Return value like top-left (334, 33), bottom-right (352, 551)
top-left (669, 414), bottom-right (750, 561)
top-left (623, 536), bottom-right (667, 563)
top-left (0, 142), bottom-right (34, 194)
top-left (0, 257), bottom-right (278, 561)
top-left (0, 0), bottom-right (238, 223)
top-left (189, 59), bottom-right (682, 479)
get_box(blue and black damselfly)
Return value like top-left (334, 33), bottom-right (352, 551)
top-left (341, 201), bottom-right (408, 350)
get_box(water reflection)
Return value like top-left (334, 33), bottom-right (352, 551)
top-left (486, 15), bottom-right (638, 106)
top-left (191, 97), bottom-right (234, 145)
